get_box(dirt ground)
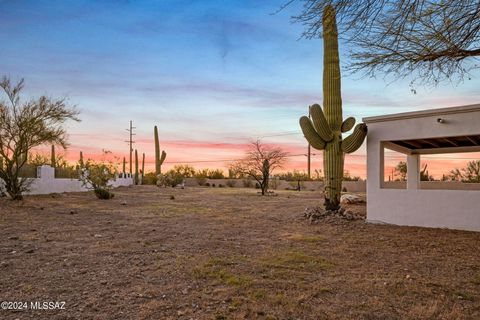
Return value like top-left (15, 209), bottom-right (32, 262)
top-left (1, 186), bottom-right (479, 320)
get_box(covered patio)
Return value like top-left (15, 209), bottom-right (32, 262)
top-left (363, 104), bottom-right (480, 231)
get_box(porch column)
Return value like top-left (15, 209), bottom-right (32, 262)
top-left (407, 154), bottom-right (420, 189)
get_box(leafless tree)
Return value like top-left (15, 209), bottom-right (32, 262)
top-left (229, 140), bottom-right (288, 195)
top-left (0, 76), bottom-right (80, 200)
top-left (283, 0), bottom-right (480, 85)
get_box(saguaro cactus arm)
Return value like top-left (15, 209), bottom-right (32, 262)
top-left (341, 117), bottom-right (356, 133)
top-left (310, 104), bottom-right (333, 142)
top-left (160, 150), bottom-right (166, 166)
top-left (299, 116), bottom-right (326, 150)
top-left (341, 123), bottom-right (367, 154)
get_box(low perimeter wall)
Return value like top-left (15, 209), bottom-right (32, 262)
top-left (184, 178), bottom-right (366, 193)
top-left (1, 165), bottom-right (134, 196)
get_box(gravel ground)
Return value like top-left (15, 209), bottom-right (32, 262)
top-left (0, 186), bottom-right (479, 319)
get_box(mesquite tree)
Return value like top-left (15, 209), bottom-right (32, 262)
top-left (299, 6), bottom-right (367, 210)
top-left (0, 76), bottom-right (79, 200)
top-left (230, 140), bottom-right (288, 195)
top-left (287, 0), bottom-right (480, 85)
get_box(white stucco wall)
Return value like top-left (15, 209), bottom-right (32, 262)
top-left (364, 104), bottom-right (480, 232)
top-left (1, 165), bottom-right (134, 196)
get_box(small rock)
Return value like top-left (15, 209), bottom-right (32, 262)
top-left (8, 236), bottom-right (19, 240)
top-left (121, 201), bottom-right (127, 206)
top-left (94, 234), bottom-right (102, 238)
top-left (340, 194), bottom-right (364, 204)
top-left (69, 210), bottom-right (77, 215)
top-left (25, 248), bottom-right (35, 254)
top-left (405, 274), bottom-right (411, 279)
top-left (100, 280), bottom-right (107, 285)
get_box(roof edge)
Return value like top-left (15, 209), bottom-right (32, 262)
top-left (363, 104), bottom-right (480, 123)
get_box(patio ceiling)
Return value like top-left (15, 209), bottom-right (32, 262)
top-left (385, 135), bottom-right (480, 155)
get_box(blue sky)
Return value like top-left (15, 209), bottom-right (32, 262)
top-left (1, 0), bottom-right (479, 176)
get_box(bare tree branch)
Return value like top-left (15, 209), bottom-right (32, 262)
top-left (284, 0), bottom-right (480, 85)
top-left (229, 140), bottom-right (288, 195)
top-left (0, 76), bottom-right (80, 200)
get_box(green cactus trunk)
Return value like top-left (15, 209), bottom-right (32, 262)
top-left (323, 136), bottom-right (344, 210)
top-left (322, 6), bottom-right (342, 210)
top-left (141, 153), bottom-right (145, 185)
top-left (299, 5), bottom-right (367, 211)
top-left (154, 126), bottom-right (167, 175)
top-left (51, 145), bottom-right (56, 168)
top-left (79, 151), bottom-right (84, 168)
top-left (134, 149), bottom-right (139, 185)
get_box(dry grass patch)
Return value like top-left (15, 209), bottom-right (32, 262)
top-left (260, 249), bottom-right (332, 271)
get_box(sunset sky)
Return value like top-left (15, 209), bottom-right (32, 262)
top-left (1, 0), bottom-right (479, 178)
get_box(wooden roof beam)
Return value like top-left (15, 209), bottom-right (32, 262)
top-left (466, 136), bottom-right (479, 146)
top-left (443, 138), bottom-right (459, 147)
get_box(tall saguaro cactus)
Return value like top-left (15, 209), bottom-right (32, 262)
top-left (122, 157), bottom-right (126, 175)
top-left (299, 5), bottom-right (367, 211)
top-left (154, 125), bottom-right (167, 175)
top-left (79, 151), bottom-right (84, 168)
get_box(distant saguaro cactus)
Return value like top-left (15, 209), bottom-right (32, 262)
top-left (51, 145), bottom-right (56, 168)
top-left (122, 157), bottom-right (126, 175)
top-left (154, 126), bottom-right (167, 175)
top-left (79, 151), bottom-right (84, 168)
top-left (141, 153), bottom-right (145, 185)
top-left (134, 149), bottom-right (139, 185)
top-left (299, 5), bottom-right (367, 211)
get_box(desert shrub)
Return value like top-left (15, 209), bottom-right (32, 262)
top-left (208, 169), bottom-right (225, 179)
top-left (212, 183), bottom-right (216, 187)
top-left (289, 180), bottom-right (305, 191)
top-left (243, 179), bottom-right (253, 188)
top-left (255, 183), bottom-right (260, 189)
top-left (275, 170), bottom-right (310, 181)
top-left (218, 184), bottom-right (225, 188)
top-left (157, 171), bottom-right (184, 188)
top-left (270, 177), bottom-right (279, 190)
top-left (142, 172), bottom-right (158, 185)
top-left (342, 186), bottom-right (347, 192)
top-left (79, 157), bottom-right (117, 200)
top-left (94, 188), bottom-right (114, 199)
top-left (226, 179), bottom-right (236, 188)
top-left (196, 176), bottom-right (207, 186)
top-left (171, 164), bottom-right (196, 178)
top-left (195, 168), bottom-right (225, 179)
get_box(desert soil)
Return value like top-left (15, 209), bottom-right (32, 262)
top-left (1, 186), bottom-right (479, 320)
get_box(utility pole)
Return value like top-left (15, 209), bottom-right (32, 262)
top-left (307, 105), bottom-right (311, 179)
top-left (125, 120), bottom-right (136, 174)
